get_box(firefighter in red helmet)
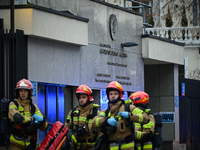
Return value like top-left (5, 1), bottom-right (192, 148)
top-left (92, 81), bottom-right (150, 150)
top-left (8, 79), bottom-right (48, 150)
top-left (64, 84), bottom-right (101, 150)
top-left (129, 91), bottom-right (155, 150)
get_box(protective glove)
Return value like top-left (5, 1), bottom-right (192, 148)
top-left (107, 118), bottom-right (118, 126)
top-left (119, 112), bottom-right (129, 119)
top-left (32, 114), bottom-right (44, 122)
top-left (25, 119), bottom-right (39, 134)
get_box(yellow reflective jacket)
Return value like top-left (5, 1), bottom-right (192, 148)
top-left (65, 103), bottom-right (101, 150)
top-left (8, 98), bottom-right (48, 149)
top-left (92, 100), bottom-right (150, 143)
top-left (135, 109), bottom-right (155, 150)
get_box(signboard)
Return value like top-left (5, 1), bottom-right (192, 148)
top-left (160, 112), bottom-right (175, 123)
top-left (181, 83), bottom-right (185, 96)
top-left (31, 81), bottom-right (37, 97)
top-left (123, 91), bottom-right (128, 100)
top-left (175, 96), bottom-right (179, 108)
top-left (100, 89), bottom-right (108, 111)
top-left (15, 0), bottom-right (27, 4)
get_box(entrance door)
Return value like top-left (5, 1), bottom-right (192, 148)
top-left (37, 83), bottom-right (65, 143)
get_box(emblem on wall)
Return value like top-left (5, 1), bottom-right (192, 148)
top-left (109, 14), bottom-right (118, 41)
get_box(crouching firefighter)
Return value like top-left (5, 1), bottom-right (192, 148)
top-left (129, 91), bottom-right (155, 150)
top-left (8, 79), bottom-right (48, 150)
top-left (64, 84), bottom-right (101, 150)
top-left (92, 81), bottom-right (150, 150)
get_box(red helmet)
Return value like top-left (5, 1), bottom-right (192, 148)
top-left (129, 91), bottom-right (149, 105)
top-left (76, 85), bottom-right (93, 101)
top-left (15, 79), bottom-right (33, 97)
top-left (106, 81), bottom-right (124, 99)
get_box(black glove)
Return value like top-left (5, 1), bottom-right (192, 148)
top-left (61, 130), bottom-right (73, 150)
top-left (142, 131), bottom-right (153, 142)
top-left (25, 119), bottom-right (39, 135)
top-left (100, 117), bottom-right (117, 134)
top-left (101, 124), bottom-right (117, 134)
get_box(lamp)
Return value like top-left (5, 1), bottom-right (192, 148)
top-left (121, 42), bottom-right (139, 48)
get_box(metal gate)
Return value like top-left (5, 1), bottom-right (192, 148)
top-left (0, 18), bottom-right (27, 146)
top-left (0, 18), bottom-right (27, 100)
top-left (179, 78), bottom-right (200, 150)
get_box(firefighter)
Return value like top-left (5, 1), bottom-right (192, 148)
top-left (8, 79), bottom-right (48, 150)
top-left (129, 91), bottom-right (155, 150)
top-left (92, 81), bottom-right (150, 150)
top-left (65, 84), bottom-right (101, 150)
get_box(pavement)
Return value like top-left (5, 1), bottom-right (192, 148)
top-left (0, 147), bottom-right (6, 150)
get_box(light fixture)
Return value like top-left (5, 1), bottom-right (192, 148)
top-left (121, 42), bottom-right (139, 48)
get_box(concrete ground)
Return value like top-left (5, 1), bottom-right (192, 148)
top-left (0, 147), bottom-right (6, 150)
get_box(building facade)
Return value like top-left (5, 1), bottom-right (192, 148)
top-left (0, 0), bottom-right (185, 149)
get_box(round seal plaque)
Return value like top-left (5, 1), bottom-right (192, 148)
top-left (109, 14), bottom-right (118, 40)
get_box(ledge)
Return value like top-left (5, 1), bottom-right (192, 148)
top-left (142, 34), bottom-right (185, 46)
top-left (0, 4), bottom-right (89, 46)
top-left (0, 4), bottom-right (89, 22)
top-left (142, 35), bottom-right (185, 65)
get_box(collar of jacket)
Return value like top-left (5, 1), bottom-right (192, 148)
top-left (16, 98), bottom-right (32, 114)
top-left (77, 103), bottom-right (93, 113)
top-left (109, 100), bottom-right (123, 113)
top-left (16, 98), bottom-right (31, 106)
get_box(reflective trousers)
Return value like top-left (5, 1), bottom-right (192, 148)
top-left (109, 141), bottom-right (135, 150)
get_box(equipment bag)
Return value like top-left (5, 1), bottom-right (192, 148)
top-left (152, 113), bottom-right (163, 149)
top-left (37, 121), bottom-right (68, 150)
top-left (1, 98), bottom-right (36, 134)
top-left (1, 98), bottom-right (19, 134)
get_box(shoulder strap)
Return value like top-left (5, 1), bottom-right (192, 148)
top-left (30, 103), bottom-right (36, 115)
top-left (70, 106), bottom-right (78, 129)
top-left (106, 102), bottom-right (124, 117)
top-left (92, 106), bottom-right (98, 117)
top-left (105, 107), bottom-right (110, 117)
top-left (125, 103), bottom-right (130, 112)
top-left (71, 106), bottom-right (78, 116)
top-left (11, 100), bottom-right (19, 108)
top-left (87, 105), bottom-right (98, 120)
top-left (124, 103), bottom-right (135, 141)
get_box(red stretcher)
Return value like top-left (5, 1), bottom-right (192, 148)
top-left (37, 121), bottom-right (68, 150)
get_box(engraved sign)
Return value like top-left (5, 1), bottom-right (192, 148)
top-left (109, 14), bottom-right (118, 40)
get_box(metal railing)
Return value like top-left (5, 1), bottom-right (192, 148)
top-left (123, 0), bottom-right (152, 34)
top-left (145, 27), bottom-right (200, 45)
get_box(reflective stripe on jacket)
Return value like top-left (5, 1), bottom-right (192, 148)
top-left (135, 112), bottom-right (155, 150)
top-left (93, 100), bottom-right (150, 142)
top-left (8, 98), bottom-right (47, 147)
top-left (65, 103), bottom-right (101, 149)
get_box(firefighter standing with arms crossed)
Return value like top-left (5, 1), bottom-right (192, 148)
top-left (8, 79), bottom-right (48, 150)
top-left (65, 84), bottom-right (101, 150)
top-left (92, 81), bottom-right (150, 150)
top-left (129, 91), bottom-right (155, 150)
